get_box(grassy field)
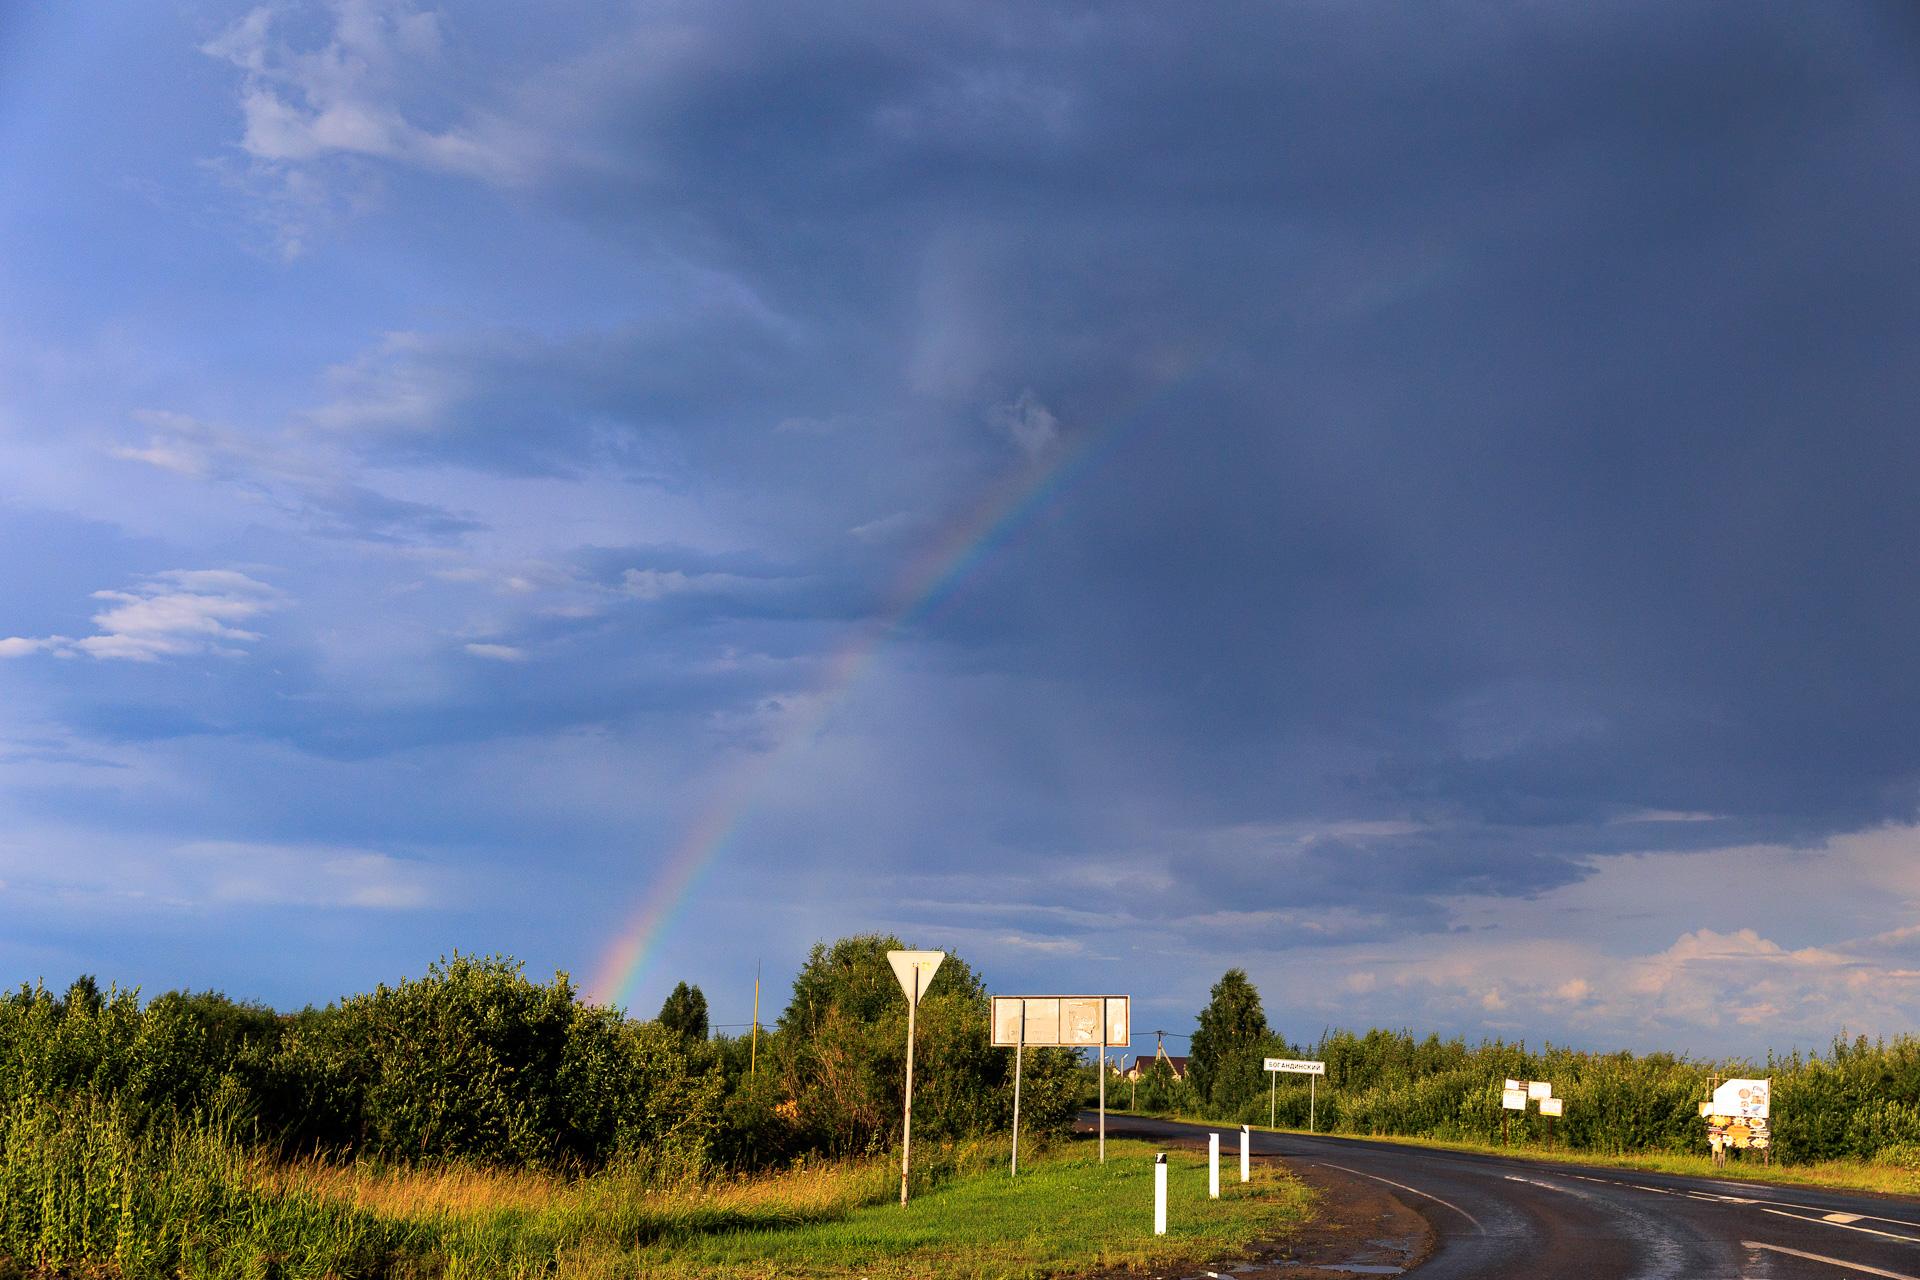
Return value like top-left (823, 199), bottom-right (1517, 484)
top-left (0, 1125), bottom-right (1311, 1279)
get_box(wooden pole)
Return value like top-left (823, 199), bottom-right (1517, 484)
top-left (750, 962), bottom-right (760, 1077)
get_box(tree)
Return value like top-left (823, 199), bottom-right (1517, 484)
top-left (1188, 968), bottom-right (1271, 1112)
top-left (658, 981), bottom-right (710, 1043)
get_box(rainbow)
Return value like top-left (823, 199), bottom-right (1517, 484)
top-left (589, 368), bottom-right (1195, 1011)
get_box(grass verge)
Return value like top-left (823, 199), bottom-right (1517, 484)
top-left (2, 1111), bottom-right (1311, 1279)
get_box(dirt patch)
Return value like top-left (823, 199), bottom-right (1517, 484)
top-left (1077, 1132), bottom-right (1432, 1279)
top-left (1237, 1158), bottom-right (1433, 1278)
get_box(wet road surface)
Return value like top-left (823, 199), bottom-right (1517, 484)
top-left (1098, 1113), bottom-right (1920, 1279)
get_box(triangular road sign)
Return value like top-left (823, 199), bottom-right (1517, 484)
top-left (887, 950), bottom-right (945, 1005)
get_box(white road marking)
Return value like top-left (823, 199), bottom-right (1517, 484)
top-left (1753, 1205), bottom-right (1920, 1245)
top-left (1505, 1174), bottom-right (1574, 1193)
top-left (1555, 1171), bottom-right (1920, 1230)
top-left (1743, 1240), bottom-right (1920, 1280)
top-left (1316, 1162), bottom-right (1486, 1234)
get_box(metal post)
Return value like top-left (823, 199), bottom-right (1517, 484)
top-left (1153, 1153), bottom-right (1167, 1235)
top-left (1240, 1125), bottom-right (1250, 1182)
top-left (1310, 1074), bottom-right (1316, 1134)
top-left (1270, 1071), bottom-right (1276, 1129)
top-left (1011, 1017), bottom-right (1024, 1176)
top-left (750, 963), bottom-right (760, 1078)
top-left (1098, 1043), bottom-right (1107, 1163)
top-left (900, 968), bottom-right (918, 1206)
top-left (1208, 1132), bottom-right (1220, 1199)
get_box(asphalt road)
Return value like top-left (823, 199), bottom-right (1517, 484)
top-left (1099, 1113), bottom-right (1920, 1279)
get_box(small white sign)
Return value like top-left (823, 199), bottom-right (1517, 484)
top-left (1264, 1058), bottom-right (1327, 1075)
top-left (1504, 1078), bottom-right (1522, 1091)
top-left (1539, 1097), bottom-right (1564, 1117)
top-left (1528, 1080), bottom-right (1552, 1101)
top-left (1501, 1088), bottom-right (1528, 1111)
top-left (886, 950), bottom-right (945, 1005)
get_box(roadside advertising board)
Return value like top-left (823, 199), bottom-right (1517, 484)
top-left (991, 995), bottom-right (1130, 1047)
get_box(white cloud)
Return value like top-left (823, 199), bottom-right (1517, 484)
top-left (202, 1), bottom-right (536, 254)
top-left (987, 388), bottom-right (1061, 457)
top-left (177, 840), bottom-right (441, 909)
top-left (3, 570), bottom-right (283, 663)
top-left (463, 642), bottom-right (526, 661)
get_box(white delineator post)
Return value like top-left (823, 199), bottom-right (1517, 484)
top-left (1240, 1125), bottom-right (1250, 1182)
top-left (1153, 1153), bottom-right (1167, 1235)
top-left (1208, 1132), bottom-right (1220, 1199)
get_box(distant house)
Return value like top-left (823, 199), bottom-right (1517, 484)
top-left (1120, 1050), bottom-right (1188, 1082)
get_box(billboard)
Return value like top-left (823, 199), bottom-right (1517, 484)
top-left (992, 995), bottom-right (1130, 1047)
top-left (1711, 1078), bottom-right (1769, 1119)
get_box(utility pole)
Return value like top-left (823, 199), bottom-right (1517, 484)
top-left (750, 961), bottom-right (760, 1077)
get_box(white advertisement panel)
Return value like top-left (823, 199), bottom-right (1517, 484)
top-left (1528, 1081), bottom-right (1552, 1100)
top-left (1711, 1078), bottom-right (1770, 1119)
top-left (1501, 1088), bottom-right (1528, 1110)
top-left (1539, 1097), bottom-right (1564, 1117)
top-left (991, 995), bottom-right (1130, 1047)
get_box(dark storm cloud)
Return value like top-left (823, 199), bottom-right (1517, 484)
top-left (68, 0), bottom-right (1916, 957)
top-left (466, 0), bottom-right (1920, 908)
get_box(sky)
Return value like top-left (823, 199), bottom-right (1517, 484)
top-left (3, 1), bottom-right (1919, 1061)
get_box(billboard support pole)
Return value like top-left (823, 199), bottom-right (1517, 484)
top-left (1011, 1016), bottom-right (1024, 1177)
top-left (1098, 1042), bottom-right (1106, 1163)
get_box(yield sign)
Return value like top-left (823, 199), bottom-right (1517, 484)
top-left (887, 950), bottom-right (945, 1005)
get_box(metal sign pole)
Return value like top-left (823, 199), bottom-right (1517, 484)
top-left (1098, 1042), bottom-right (1106, 1163)
top-left (1011, 1014), bottom-right (1024, 1176)
top-left (900, 967), bottom-right (918, 1206)
top-left (1310, 1074), bottom-right (1316, 1134)
top-left (1270, 1070), bottom-right (1276, 1128)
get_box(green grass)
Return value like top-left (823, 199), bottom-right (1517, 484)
top-left (0, 1105), bottom-right (1312, 1280)
top-left (619, 1138), bottom-right (1311, 1279)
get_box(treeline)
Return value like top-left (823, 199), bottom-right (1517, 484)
top-left (0, 934), bottom-right (1080, 1177)
top-left (1128, 968), bottom-right (1920, 1166)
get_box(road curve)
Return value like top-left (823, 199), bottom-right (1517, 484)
top-left (1097, 1113), bottom-right (1920, 1279)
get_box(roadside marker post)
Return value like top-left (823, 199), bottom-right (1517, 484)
top-left (1153, 1154), bottom-right (1167, 1235)
top-left (887, 950), bottom-right (945, 1207)
top-left (1264, 1058), bottom-right (1327, 1134)
top-left (1240, 1125), bottom-right (1250, 1183)
top-left (1209, 1132), bottom-right (1220, 1199)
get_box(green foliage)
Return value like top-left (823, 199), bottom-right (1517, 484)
top-left (1187, 969), bottom-right (1270, 1112)
top-left (658, 980), bottom-right (710, 1044)
top-left (773, 933), bottom-right (1079, 1156)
